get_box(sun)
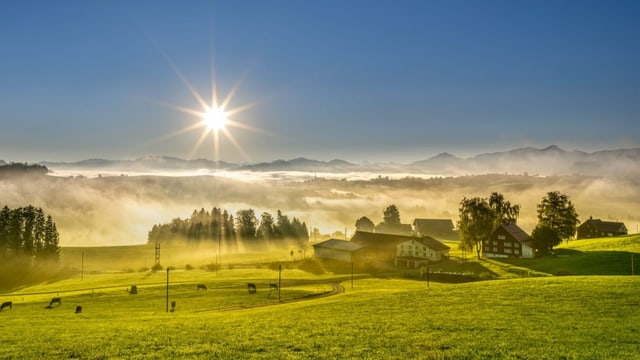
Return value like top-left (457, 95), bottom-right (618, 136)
top-left (202, 106), bottom-right (228, 131)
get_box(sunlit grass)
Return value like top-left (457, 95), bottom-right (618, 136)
top-left (1, 276), bottom-right (639, 358)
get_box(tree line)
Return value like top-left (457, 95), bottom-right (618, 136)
top-left (148, 207), bottom-right (309, 249)
top-left (0, 205), bottom-right (60, 262)
top-left (458, 191), bottom-right (579, 257)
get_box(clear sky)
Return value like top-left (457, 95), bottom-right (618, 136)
top-left (1, 0), bottom-right (639, 163)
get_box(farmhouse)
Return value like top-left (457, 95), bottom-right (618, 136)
top-left (577, 217), bottom-right (628, 239)
top-left (483, 223), bottom-right (535, 259)
top-left (312, 239), bottom-right (366, 262)
top-left (395, 236), bottom-right (451, 268)
top-left (412, 218), bottom-right (458, 239)
top-left (350, 231), bottom-right (450, 266)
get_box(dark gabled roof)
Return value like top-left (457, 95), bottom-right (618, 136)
top-left (498, 223), bottom-right (533, 246)
top-left (415, 236), bottom-right (450, 251)
top-left (312, 239), bottom-right (366, 252)
top-left (413, 219), bottom-right (455, 230)
top-left (350, 231), bottom-right (415, 247)
top-left (350, 231), bottom-right (450, 252)
top-left (579, 218), bottom-right (626, 233)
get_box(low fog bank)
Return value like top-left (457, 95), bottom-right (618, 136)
top-left (1, 172), bottom-right (639, 247)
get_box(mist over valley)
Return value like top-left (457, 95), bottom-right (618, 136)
top-left (2, 145), bottom-right (639, 247)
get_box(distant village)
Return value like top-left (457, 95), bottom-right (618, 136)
top-left (312, 213), bottom-right (628, 269)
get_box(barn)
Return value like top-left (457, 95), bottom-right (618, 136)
top-left (312, 239), bottom-right (366, 262)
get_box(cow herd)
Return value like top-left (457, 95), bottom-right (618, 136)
top-left (1, 282), bottom-right (281, 314)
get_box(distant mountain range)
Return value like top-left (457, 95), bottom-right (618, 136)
top-left (2, 145), bottom-right (639, 177)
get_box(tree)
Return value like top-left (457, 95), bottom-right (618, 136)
top-left (488, 192), bottom-right (520, 227)
top-left (383, 205), bottom-right (401, 226)
top-left (355, 216), bottom-right (375, 232)
top-left (537, 191), bottom-right (579, 242)
top-left (457, 197), bottom-right (494, 259)
top-left (531, 224), bottom-right (561, 255)
top-left (257, 212), bottom-right (276, 246)
top-left (235, 209), bottom-right (258, 241)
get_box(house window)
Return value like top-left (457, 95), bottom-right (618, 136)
top-left (493, 247), bottom-right (498, 252)
top-left (515, 243), bottom-right (520, 248)
top-left (504, 242), bottom-right (511, 247)
top-left (504, 248), bottom-right (512, 254)
top-left (498, 235), bottom-right (506, 240)
top-left (515, 249), bottom-right (520, 254)
top-left (493, 241), bottom-right (498, 245)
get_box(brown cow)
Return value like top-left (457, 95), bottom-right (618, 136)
top-left (0, 301), bottom-right (11, 311)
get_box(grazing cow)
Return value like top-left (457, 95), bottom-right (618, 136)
top-left (247, 283), bottom-right (257, 294)
top-left (48, 297), bottom-right (62, 307)
top-left (170, 301), bottom-right (176, 312)
top-left (0, 301), bottom-right (12, 311)
top-left (128, 285), bottom-right (138, 295)
top-left (75, 305), bottom-right (82, 314)
top-left (269, 283), bottom-right (279, 291)
top-left (196, 284), bottom-right (207, 291)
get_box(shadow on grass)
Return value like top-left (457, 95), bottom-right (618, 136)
top-left (494, 250), bottom-right (639, 276)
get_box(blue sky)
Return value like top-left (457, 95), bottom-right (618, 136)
top-left (1, 0), bottom-right (639, 163)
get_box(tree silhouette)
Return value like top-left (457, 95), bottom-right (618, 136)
top-left (537, 191), bottom-right (579, 243)
top-left (457, 197), bottom-right (494, 259)
top-left (355, 216), bottom-right (375, 232)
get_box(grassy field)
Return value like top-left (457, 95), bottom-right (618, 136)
top-left (1, 235), bottom-right (639, 359)
top-left (1, 273), bottom-right (639, 359)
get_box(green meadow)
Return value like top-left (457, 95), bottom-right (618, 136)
top-left (1, 235), bottom-right (640, 359)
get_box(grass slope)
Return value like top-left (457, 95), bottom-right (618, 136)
top-left (1, 272), bottom-right (639, 359)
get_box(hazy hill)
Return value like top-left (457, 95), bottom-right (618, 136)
top-left (19, 145), bottom-right (640, 177)
top-left (410, 145), bottom-right (640, 177)
top-left (42, 156), bottom-right (235, 173)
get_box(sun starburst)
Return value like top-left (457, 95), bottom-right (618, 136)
top-left (147, 49), bottom-right (266, 163)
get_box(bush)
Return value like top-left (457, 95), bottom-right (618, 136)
top-left (151, 263), bottom-right (163, 271)
top-left (185, 264), bottom-right (194, 270)
top-left (297, 258), bottom-right (325, 275)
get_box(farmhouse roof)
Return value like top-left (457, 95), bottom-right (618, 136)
top-left (413, 218), bottom-right (454, 230)
top-left (579, 218), bottom-right (626, 233)
top-left (415, 236), bottom-right (450, 251)
top-left (312, 239), bottom-right (366, 252)
top-left (351, 231), bottom-right (450, 252)
top-left (350, 231), bottom-right (415, 247)
top-left (499, 223), bottom-right (534, 246)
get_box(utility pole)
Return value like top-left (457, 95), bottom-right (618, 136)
top-left (166, 268), bottom-right (170, 313)
top-left (81, 252), bottom-right (84, 281)
top-left (278, 264), bottom-right (282, 302)
top-left (351, 260), bottom-right (354, 289)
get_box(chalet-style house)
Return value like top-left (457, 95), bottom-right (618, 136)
top-left (349, 231), bottom-right (450, 267)
top-left (412, 218), bottom-right (458, 239)
top-left (483, 223), bottom-right (535, 259)
top-left (312, 239), bottom-right (366, 262)
top-left (395, 236), bottom-right (451, 268)
top-left (577, 217), bottom-right (628, 239)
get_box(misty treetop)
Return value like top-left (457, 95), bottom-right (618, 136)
top-left (148, 207), bottom-right (309, 250)
top-left (0, 205), bottom-right (60, 261)
top-left (0, 162), bottom-right (49, 177)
